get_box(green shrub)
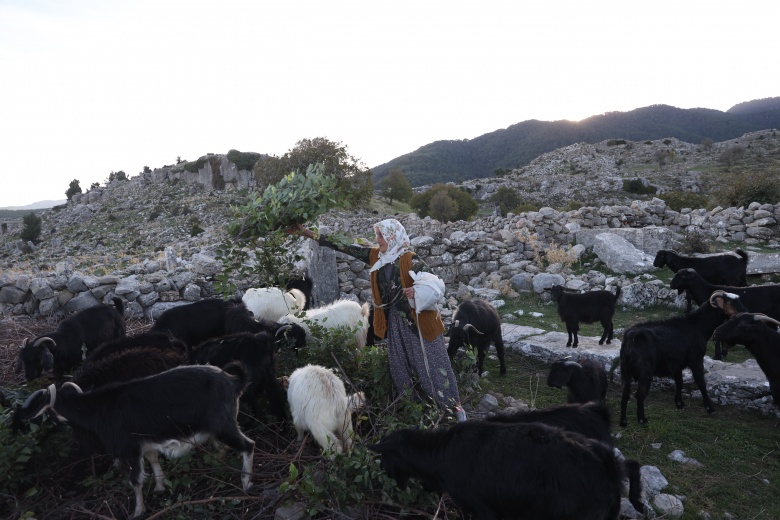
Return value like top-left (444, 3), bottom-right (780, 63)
top-left (662, 191), bottom-right (710, 212)
top-left (20, 212), bottom-right (42, 244)
top-left (716, 170), bottom-right (780, 207)
top-left (226, 149), bottom-right (262, 171)
top-left (679, 229), bottom-right (713, 254)
top-left (622, 179), bottom-right (656, 195)
top-left (606, 139), bottom-right (626, 146)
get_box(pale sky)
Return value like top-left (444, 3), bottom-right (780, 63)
top-left (1, 0), bottom-right (777, 208)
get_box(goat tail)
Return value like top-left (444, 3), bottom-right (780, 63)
top-left (111, 297), bottom-right (125, 316)
top-left (222, 361), bottom-right (251, 395)
top-left (348, 391), bottom-right (366, 413)
top-left (624, 458), bottom-right (644, 513)
top-left (735, 248), bottom-right (749, 263)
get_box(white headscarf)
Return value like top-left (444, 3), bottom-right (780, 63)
top-left (368, 219), bottom-right (411, 273)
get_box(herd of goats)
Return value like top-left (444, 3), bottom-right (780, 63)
top-left (9, 247), bottom-right (780, 519)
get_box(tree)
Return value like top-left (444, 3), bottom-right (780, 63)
top-left (254, 137), bottom-right (373, 206)
top-left (90, 182), bottom-right (100, 190)
top-left (410, 184), bottom-right (478, 222)
top-left (429, 190), bottom-right (458, 222)
top-left (20, 212), bottom-right (42, 244)
top-left (107, 170), bottom-right (127, 184)
top-left (490, 186), bottom-right (522, 216)
top-left (380, 168), bottom-right (413, 204)
top-left (65, 179), bottom-right (82, 201)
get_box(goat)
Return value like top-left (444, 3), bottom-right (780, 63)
top-left (17, 363), bottom-right (254, 519)
top-left (284, 275), bottom-right (313, 310)
top-left (191, 332), bottom-right (288, 420)
top-left (654, 249), bottom-right (748, 311)
top-left (369, 420), bottom-right (641, 520)
top-left (279, 299), bottom-right (370, 349)
top-left (549, 285), bottom-right (621, 348)
top-left (16, 297), bottom-right (126, 384)
top-left (446, 298), bottom-right (506, 375)
top-left (287, 364), bottom-right (365, 453)
top-left (149, 298), bottom-right (306, 351)
top-left (85, 331), bottom-right (189, 363)
top-left (618, 291), bottom-right (745, 427)
top-left (547, 357), bottom-right (608, 404)
top-left (486, 400), bottom-right (615, 447)
top-left (242, 287), bottom-right (307, 322)
top-left (669, 268), bottom-right (779, 358)
top-left (713, 312), bottom-right (780, 408)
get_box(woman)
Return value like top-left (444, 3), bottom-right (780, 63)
top-left (289, 219), bottom-right (466, 422)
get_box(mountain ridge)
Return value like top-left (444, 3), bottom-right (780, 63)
top-left (371, 98), bottom-right (780, 186)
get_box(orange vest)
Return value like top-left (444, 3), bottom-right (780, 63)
top-left (368, 248), bottom-right (445, 342)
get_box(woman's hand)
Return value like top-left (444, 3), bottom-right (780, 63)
top-left (403, 287), bottom-right (415, 299)
top-left (285, 223), bottom-right (315, 239)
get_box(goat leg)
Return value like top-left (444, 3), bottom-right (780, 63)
top-left (673, 372), bottom-right (686, 409)
top-left (636, 377), bottom-right (651, 424)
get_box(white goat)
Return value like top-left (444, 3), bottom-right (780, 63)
top-left (242, 287), bottom-right (307, 322)
top-left (279, 299), bottom-right (370, 349)
top-left (287, 364), bottom-right (365, 453)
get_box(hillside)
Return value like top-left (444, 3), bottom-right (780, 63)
top-left (371, 98), bottom-right (780, 187)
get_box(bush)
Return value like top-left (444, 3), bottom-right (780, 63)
top-left (226, 149), bottom-right (261, 171)
top-left (489, 186), bottom-right (522, 217)
top-left (662, 191), bottom-right (711, 212)
top-left (622, 178), bottom-right (656, 195)
top-left (716, 170), bottom-right (780, 207)
top-left (679, 229), bottom-right (713, 254)
top-left (410, 184), bottom-right (479, 222)
top-left (20, 212), bottom-right (42, 244)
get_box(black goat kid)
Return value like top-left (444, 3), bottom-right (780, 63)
top-left (547, 357), bottom-right (608, 404)
top-left (446, 299), bottom-right (506, 375)
top-left (549, 285), bottom-right (621, 348)
top-left (16, 298), bottom-right (126, 383)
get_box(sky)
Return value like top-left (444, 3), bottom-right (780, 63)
top-left (1, 0), bottom-right (777, 208)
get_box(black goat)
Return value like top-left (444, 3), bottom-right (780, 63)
top-left (17, 363), bottom-right (255, 518)
top-left (669, 268), bottom-right (779, 358)
top-left (149, 298), bottom-right (306, 351)
top-left (547, 357), bottom-right (608, 404)
top-left (654, 248), bottom-right (748, 311)
top-left (618, 291), bottom-right (744, 427)
top-left (446, 299), bottom-right (506, 375)
top-left (191, 332), bottom-right (287, 420)
top-left (549, 285), bottom-right (621, 347)
top-left (16, 298), bottom-right (126, 383)
top-left (713, 312), bottom-right (780, 408)
top-left (85, 331), bottom-right (189, 363)
top-left (369, 420), bottom-right (641, 520)
top-left (487, 400), bottom-right (615, 447)
top-left (285, 275), bottom-right (314, 310)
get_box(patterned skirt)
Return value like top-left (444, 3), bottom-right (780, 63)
top-left (386, 307), bottom-right (461, 409)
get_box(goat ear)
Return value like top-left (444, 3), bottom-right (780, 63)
top-left (41, 347), bottom-right (54, 371)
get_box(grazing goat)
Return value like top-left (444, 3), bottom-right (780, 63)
top-left (191, 332), bottom-right (288, 420)
top-left (487, 400), bottom-right (615, 447)
top-left (618, 291), bottom-right (744, 427)
top-left (547, 357), bottom-right (608, 404)
top-left (549, 285), bottom-right (621, 348)
top-left (17, 363), bottom-right (254, 519)
top-left (369, 420), bottom-right (641, 520)
top-left (149, 298), bottom-right (306, 351)
top-left (85, 331), bottom-right (189, 363)
top-left (284, 275), bottom-right (313, 310)
top-left (654, 249), bottom-right (748, 311)
top-left (242, 287), bottom-right (307, 322)
top-left (446, 299), bottom-right (506, 375)
top-left (287, 364), bottom-right (365, 453)
top-left (279, 299), bottom-right (370, 349)
top-left (670, 268), bottom-right (778, 358)
top-left (714, 313), bottom-right (780, 408)
top-left (16, 298), bottom-right (126, 383)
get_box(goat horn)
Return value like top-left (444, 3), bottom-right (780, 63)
top-left (47, 384), bottom-right (57, 408)
top-left (752, 314), bottom-right (780, 327)
top-left (62, 382), bottom-right (83, 394)
top-left (463, 324), bottom-right (485, 335)
top-left (275, 324), bottom-right (293, 336)
top-left (563, 361), bottom-right (582, 369)
top-left (709, 290), bottom-right (739, 307)
top-left (32, 336), bottom-right (55, 348)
